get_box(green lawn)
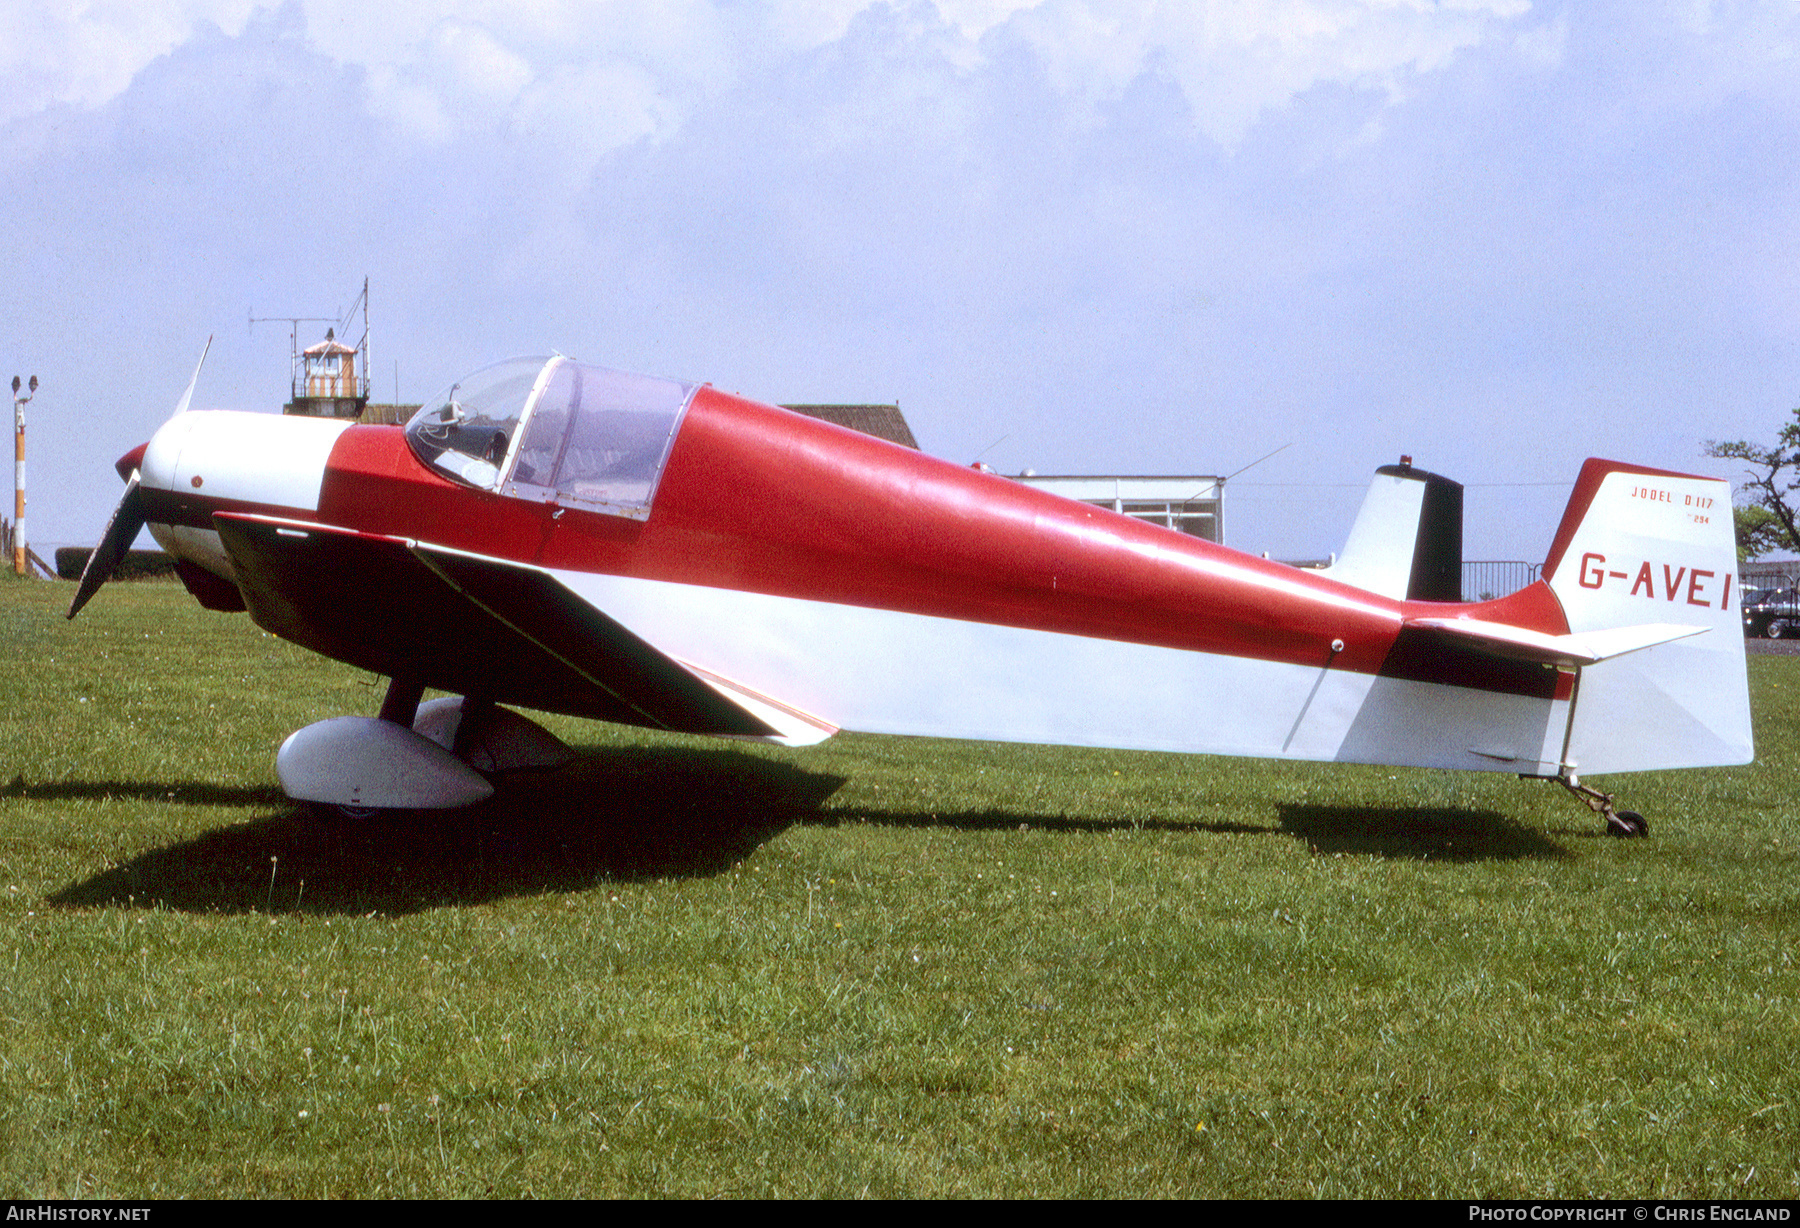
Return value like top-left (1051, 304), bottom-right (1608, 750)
top-left (2, 578), bottom-right (1795, 1197)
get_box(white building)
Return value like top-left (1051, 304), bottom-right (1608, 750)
top-left (1011, 474), bottom-right (1223, 544)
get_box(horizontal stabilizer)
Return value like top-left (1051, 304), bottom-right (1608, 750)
top-left (1406, 616), bottom-right (1707, 669)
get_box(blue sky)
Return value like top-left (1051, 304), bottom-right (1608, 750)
top-left (4, 0), bottom-right (1797, 563)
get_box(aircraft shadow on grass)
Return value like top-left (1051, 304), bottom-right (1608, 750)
top-left (825, 801), bottom-right (1570, 861)
top-left (43, 746), bottom-right (1571, 915)
top-left (1278, 804), bottom-right (1571, 862)
top-left (46, 745), bottom-right (847, 916)
top-left (816, 806), bottom-right (1272, 837)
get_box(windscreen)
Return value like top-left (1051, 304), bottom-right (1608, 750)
top-left (405, 358), bottom-right (549, 490)
top-left (406, 356), bottom-right (697, 521)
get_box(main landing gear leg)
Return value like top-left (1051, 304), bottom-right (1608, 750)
top-left (1555, 772), bottom-right (1648, 838)
top-left (378, 676), bottom-right (425, 727)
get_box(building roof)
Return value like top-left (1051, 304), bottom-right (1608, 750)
top-left (781, 404), bottom-right (918, 450)
top-left (359, 403), bottom-right (422, 426)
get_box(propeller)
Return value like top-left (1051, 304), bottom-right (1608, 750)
top-left (170, 335), bottom-right (211, 418)
top-left (65, 473), bottom-right (143, 619)
top-left (66, 336), bottom-right (212, 620)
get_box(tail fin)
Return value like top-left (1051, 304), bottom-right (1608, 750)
top-left (1544, 459), bottom-right (1752, 773)
top-left (1323, 463), bottom-right (1463, 601)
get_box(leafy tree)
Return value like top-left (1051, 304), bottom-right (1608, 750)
top-left (1731, 504), bottom-right (1789, 563)
top-left (1706, 420), bottom-right (1800, 560)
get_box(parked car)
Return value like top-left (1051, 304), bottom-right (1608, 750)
top-left (1743, 585), bottom-right (1800, 638)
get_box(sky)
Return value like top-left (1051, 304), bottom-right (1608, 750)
top-left (2, 0), bottom-right (1797, 564)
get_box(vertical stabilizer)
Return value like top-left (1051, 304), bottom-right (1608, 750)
top-left (1545, 459), bottom-right (1751, 773)
top-left (1323, 463), bottom-right (1463, 601)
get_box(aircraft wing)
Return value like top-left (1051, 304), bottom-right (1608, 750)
top-left (213, 513), bottom-right (835, 744)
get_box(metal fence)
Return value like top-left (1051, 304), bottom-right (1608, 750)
top-left (1741, 562), bottom-right (1800, 592)
top-left (1462, 560), bottom-right (1542, 602)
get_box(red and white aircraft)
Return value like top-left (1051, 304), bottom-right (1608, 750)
top-left (70, 354), bottom-right (1752, 833)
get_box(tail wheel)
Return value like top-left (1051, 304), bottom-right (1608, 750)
top-left (1557, 774), bottom-right (1651, 839)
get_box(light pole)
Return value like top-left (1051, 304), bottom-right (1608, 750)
top-left (13, 374), bottom-right (35, 576)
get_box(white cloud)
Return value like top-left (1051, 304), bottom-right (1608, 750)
top-left (13, 0), bottom-right (1800, 154)
top-left (514, 58), bottom-right (675, 170)
top-left (363, 65), bottom-right (454, 144)
top-left (931, 0), bottom-right (1050, 39)
top-left (432, 21), bottom-right (535, 103)
top-left (1006, 0), bottom-right (1534, 145)
top-left (329, 0), bottom-right (732, 162)
top-left (0, 0), bottom-right (261, 123)
top-left (361, 19), bottom-right (534, 142)
top-left (0, 1), bottom-right (731, 139)
top-left (763, 0), bottom-right (883, 47)
top-left (1513, 12), bottom-right (1567, 69)
top-left (0, 0), bottom-right (1581, 183)
top-left (0, 0), bottom-right (1534, 142)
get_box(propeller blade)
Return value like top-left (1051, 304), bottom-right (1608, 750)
top-left (171, 335), bottom-right (212, 418)
top-left (69, 336), bottom-right (212, 618)
top-left (66, 473), bottom-right (146, 620)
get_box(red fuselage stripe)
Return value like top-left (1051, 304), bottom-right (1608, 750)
top-left (311, 391), bottom-right (1571, 691)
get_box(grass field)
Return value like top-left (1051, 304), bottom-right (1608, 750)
top-left (2, 577), bottom-right (1797, 1198)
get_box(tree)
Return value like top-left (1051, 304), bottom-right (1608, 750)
top-left (1730, 503), bottom-right (1789, 563)
top-left (1705, 416), bottom-right (1800, 561)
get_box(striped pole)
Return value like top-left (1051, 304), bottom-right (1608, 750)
top-left (12, 376), bottom-right (34, 577)
top-left (12, 384), bottom-right (23, 576)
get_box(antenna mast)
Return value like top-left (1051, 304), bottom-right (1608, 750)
top-left (250, 278), bottom-right (372, 418)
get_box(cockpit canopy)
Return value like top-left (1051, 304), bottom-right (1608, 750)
top-left (404, 357), bottom-right (697, 520)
